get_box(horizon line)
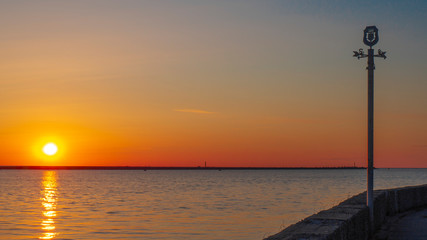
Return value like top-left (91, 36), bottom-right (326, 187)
top-left (1, 166), bottom-right (414, 170)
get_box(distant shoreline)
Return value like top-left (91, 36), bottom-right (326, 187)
top-left (0, 166), bottom-right (367, 170)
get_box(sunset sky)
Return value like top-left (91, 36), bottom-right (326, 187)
top-left (1, 1), bottom-right (426, 167)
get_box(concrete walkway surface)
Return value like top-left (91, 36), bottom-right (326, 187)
top-left (375, 208), bottom-right (427, 240)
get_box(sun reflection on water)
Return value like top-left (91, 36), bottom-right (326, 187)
top-left (40, 171), bottom-right (58, 239)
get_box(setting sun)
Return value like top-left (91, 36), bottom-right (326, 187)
top-left (43, 143), bottom-right (58, 156)
top-left (31, 137), bottom-right (66, 163)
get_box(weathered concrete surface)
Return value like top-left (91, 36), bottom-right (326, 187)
top-left (264, 184), bottom-right (427, 240)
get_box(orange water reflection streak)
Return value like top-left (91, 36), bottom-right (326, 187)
top-left (39, 171), bottom-right (58, 239)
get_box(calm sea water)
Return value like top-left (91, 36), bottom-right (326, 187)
top-left (0, 169), bottom-right (426, 240)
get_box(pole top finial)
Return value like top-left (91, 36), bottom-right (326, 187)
top-left (363, 26), bottom-right (379, 47)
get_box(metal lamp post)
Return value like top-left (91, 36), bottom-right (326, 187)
top-left (353, 26), bottom-right (386, 229)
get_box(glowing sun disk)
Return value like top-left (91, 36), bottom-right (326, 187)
top-left (43, 143), bottom-right (58, 156)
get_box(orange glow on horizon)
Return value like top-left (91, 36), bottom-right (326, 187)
top-left (1, 2), bottom-right (426, 168)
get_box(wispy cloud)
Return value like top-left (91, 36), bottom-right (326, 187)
top-left (174, 109), bottom-right (216, 114)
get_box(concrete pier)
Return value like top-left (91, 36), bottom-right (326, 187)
top-left (264, 184), bottom-right (427, 240)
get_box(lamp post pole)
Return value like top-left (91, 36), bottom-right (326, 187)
top-left (353, 26), bottom-right (386, 230)
top-left (367, 47), bottom-right (375, 226)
